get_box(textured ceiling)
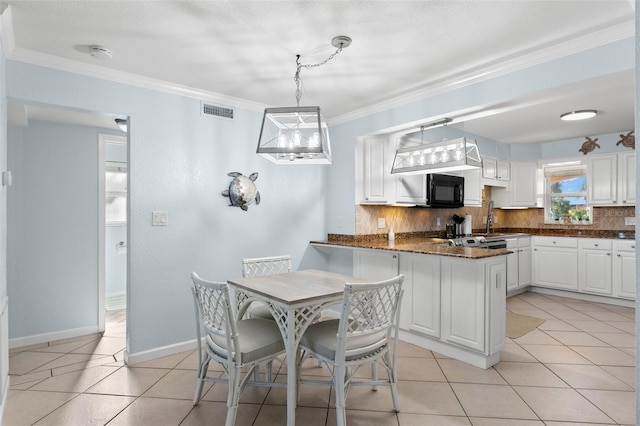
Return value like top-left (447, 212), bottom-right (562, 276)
top-left (2, 0), bottom-right (636, 143)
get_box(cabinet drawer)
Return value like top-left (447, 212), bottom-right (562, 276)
top-left (580, 239), bottom-right (612, 250)
top-left (616, 240), bottom-right (637, 252)
top-left (533, 236), bottom-right (578, 248)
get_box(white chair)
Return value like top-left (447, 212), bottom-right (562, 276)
top-left (298, 275), bottom-right (404, 426)
top-left (240, 255), bottom-right (292, 320)
top-left (190, 272), bottom-right (285, 426)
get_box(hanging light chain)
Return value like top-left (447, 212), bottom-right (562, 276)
top-left (294, 42), bottom-right (347, 107)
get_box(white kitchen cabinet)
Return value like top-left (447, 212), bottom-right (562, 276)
top-left (360, 137), bottom-right (426, 205)
top-left (482, 156), bottom-right (509, 187)
top-left (361, 137), bottom-right (390, 204)
top-left (462, 167), bottom-right (482, 206)
top-left (613, 240), bottom-right (636, 300)
top-left (618, 151), bottom-right (636, 205)
top-left (532, 236), bottom-right (579, 291)
top-left (579, 239), bottom-right (613, 295)
top-left (399, 253), bottom-right (440, 336)
top-left (441, 256), bottom-right (506, 354)
top-left (493, 162), bottom-right (537, 207)
top-left (506, 236), bottom-right (531, 294)
top-left (352, 248), bottom-right (399, 280)
top-left (587, 152), bottom-right (635, 206)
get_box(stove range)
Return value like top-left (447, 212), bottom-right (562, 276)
top-left (446, 235), bottom-right (507, 249)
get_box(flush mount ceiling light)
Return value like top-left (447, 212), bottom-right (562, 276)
top-left (115, 118), bottom-right (127, 132)
top-left (257, 36), bottom-right (352, 165)
top-left (391, 118), bottom-right (482, 174)
top-left (560, 110), bottom-right (597, 121)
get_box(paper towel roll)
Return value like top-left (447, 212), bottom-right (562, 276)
top-left (463, 214), bottom-right (472, 235)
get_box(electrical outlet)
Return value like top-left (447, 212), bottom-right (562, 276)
top-left (436, 217), bottom-right (441, 226)
top-left (377, 218), bottom-right (386, 229)
top-left (624, 217), bottom-right (635, 226)
top-left (493, 215), bottom-right (498, 224)
top-left (483, 216), bottom-right (487, 223)
top-left (152, 211), bottom-right (168, 226)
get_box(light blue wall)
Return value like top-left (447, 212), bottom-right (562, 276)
top-left (8, 121), bottom-right (101, 337)
top-left (6, 62), bottom-right (329, 355)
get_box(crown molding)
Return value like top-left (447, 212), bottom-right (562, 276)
top-left (330, 18), bottom-right (634, 126)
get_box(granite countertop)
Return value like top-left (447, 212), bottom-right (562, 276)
top-left (310, 237), bottom-right (511, 259)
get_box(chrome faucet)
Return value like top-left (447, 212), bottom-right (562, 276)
top-left (486, 200), bottom-right (494, 234)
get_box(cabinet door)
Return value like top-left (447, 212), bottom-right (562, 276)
top-left (362, 138), bottom-right (389, 203)
top-left (580, 249), bottom-right (612, 295)
top-left (462, 168), bottom-right (482, 206)
top-left (510, 162), bottom-right (537, 206)
top-left (482, 157), bottom-right (497, 179)
top-left (505, 239), bottom-right (518, 292)
top-left (588, 154), bottom-right (617, 205)
top-left (487, 260), bottom-right (506, 355)
top-left (353, 249), bottom-right (399, 280)
top-left (497, 158), bottom-right (510, 181)
top-left (518, 246), bottom-right (531, 288)
top-left (532, 247), bottom-right (578, 290)
top-left (400, 253), bottom-right (440, 336)
top-left (441, 258), bottom-right (485, 353)
top-left (614, 241), bottom-right (636, 300)
top-left (396, 175), bottom-right (426, 205)
top-left (618, 151), bottom-right (635, 205)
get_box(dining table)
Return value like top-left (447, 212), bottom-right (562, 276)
top-left (227, 269), bottom-right (369, 426)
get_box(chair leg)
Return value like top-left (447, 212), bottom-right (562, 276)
top-left (266, 360), bottom-right (273, 382)
top-left (334, 365), bottom-right (347, 426)
top-left (226, 366), bottom-right (243, 426)
top-left (371, 361), bottom-right (378, 391)
top-left (193, 356), bottom-right (210, 405)
top-left (253, 364), bottom-right (261, 382)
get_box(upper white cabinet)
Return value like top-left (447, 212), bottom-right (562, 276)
top-left (493, 162), bottom-right (537, 208)
top-left (359, 137), bottom-right (425, 205)
top-left (587, 152), bottom-right (635, 206)
top-left (462, 167), bottom-right (482, 206)
top-left (482, 156), bottom-right (509, 187)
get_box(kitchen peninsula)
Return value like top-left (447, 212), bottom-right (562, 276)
top-left (311, 234), bottom-right (510, 369)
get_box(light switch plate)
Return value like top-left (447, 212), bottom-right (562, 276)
top-left (624, 217), bottom-right (635, 226)
top-left (152, 211), bottom-right (168, 226)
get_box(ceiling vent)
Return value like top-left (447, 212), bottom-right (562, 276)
top-left (201, 102), bottom-right (234, 120)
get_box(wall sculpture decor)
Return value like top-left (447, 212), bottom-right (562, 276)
top-left (222, 172), bottom-right (261, 211)
top-left (616, 131), bottom-right (635, 149)
top-left (578, 136), bottom-right (600, 155)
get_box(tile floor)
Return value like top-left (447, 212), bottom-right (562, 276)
top-left (4, 292), bottom-right (636, 425)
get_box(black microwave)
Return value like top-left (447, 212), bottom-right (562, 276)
top-left (425, 173), bottom-right (464, 208)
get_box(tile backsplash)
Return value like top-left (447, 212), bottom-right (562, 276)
top-left (355, 189), bottom-right (635, 235)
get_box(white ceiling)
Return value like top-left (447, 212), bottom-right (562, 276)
top-left (2, 0), bottom-right (636, 143)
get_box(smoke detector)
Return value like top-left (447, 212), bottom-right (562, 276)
top-left (89, 45), bottom-right (112, 60)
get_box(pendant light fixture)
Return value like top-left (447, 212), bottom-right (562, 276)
top-left (257, 36), bottom-right (351, 164)
top-left (391, 118), bottom-right (482, 174)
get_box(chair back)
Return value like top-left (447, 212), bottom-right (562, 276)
top-left (337, 275), bottom-right (404, 361)
top-left (242, 255), bottom-right (292, 277)
top-left (191, 272), bottom-right (240, 364)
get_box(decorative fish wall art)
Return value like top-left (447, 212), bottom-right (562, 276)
top-left (616, 131), bottom-right (635, 149)
top-left (222, 172), bottom-right (261, 211)
top-left (578, 136), bottom-right (600, 155)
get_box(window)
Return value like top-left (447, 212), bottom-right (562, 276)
top-left (105, 162), bottom-right (127, 225)
top-left (544, 163), bottom-right (591, 224)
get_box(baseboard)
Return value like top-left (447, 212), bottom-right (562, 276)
top-left (528, 286), bottom-right (635, 308)
top-left (9, 325), bottom-right (100, 349)
top-left (124, 338), bottom-right (198, 365)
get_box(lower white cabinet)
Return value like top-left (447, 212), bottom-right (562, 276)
top-left (352, 248), bottom-right (506, 368)
top-left (614, 240), bottom-right (636, 299)
top-left (353, 249), bottom-right (399, 280)
top-left (532, 236), bottom-right (579, 291)
top-left (441, 256), bottom-right (506, 354)
top-left (399, 253), bottom-right (440, 337)
top-left (579, 239), bottom-right (612, 295)
top-left (506, 237), bottom-right (531, 293)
